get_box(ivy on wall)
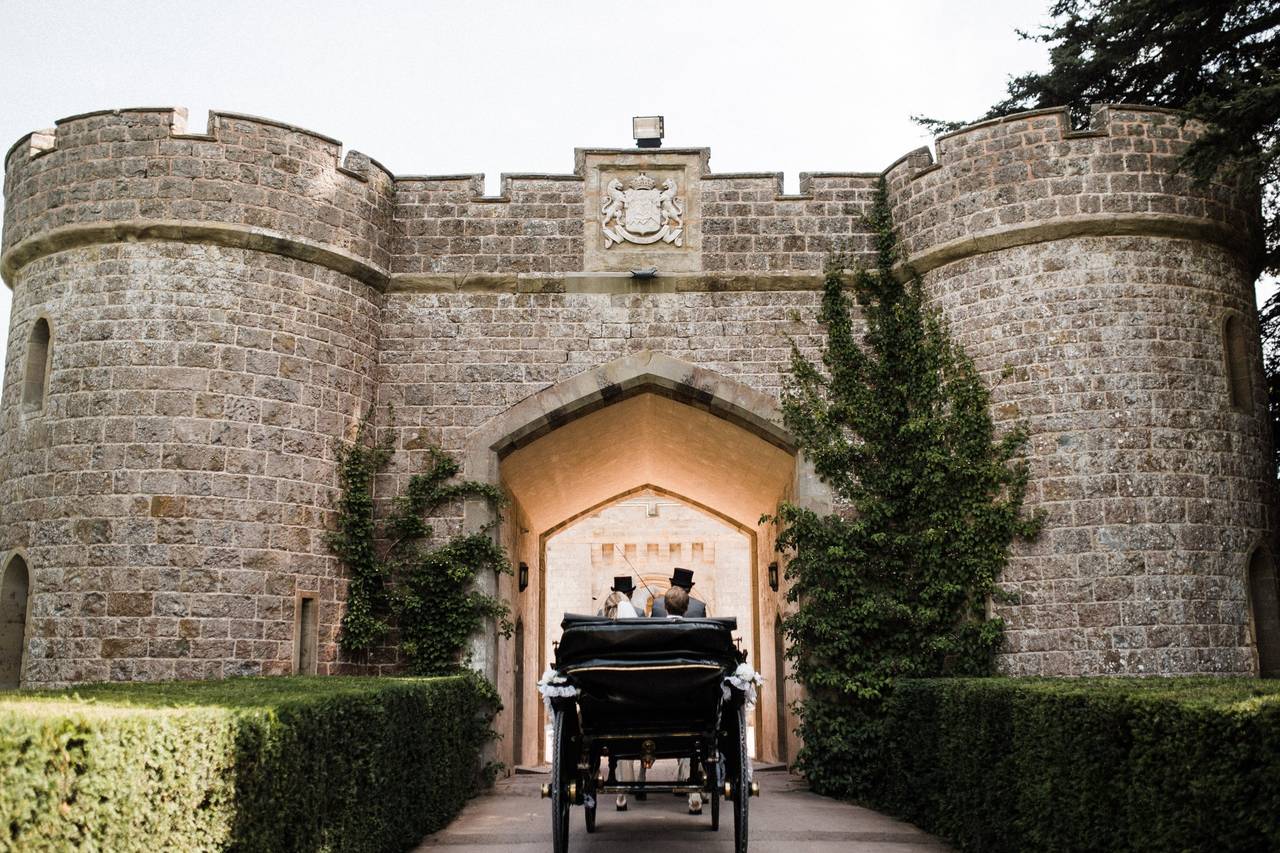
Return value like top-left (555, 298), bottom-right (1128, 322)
top-left (331, 420), bottom-right (513, 676)
top-left (772, 179), bottom-right (1043, 798)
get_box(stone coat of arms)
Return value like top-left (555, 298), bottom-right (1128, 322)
top-left (601, 172), bottom-right (684, 248)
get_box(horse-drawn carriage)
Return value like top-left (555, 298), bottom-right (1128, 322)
top-left (539, 614), bottom-right (760, 852)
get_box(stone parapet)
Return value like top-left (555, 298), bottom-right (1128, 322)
top-left (2, 108), bottom-right (396, 285)
top-left (883, 104), bottom-right (1258, 274)
top-left (700, 172), bottom-right (879, 272)
top-left (392, 174), bottom-right (583, 276)
top-left (3, 104), bottom-right (1260, 288)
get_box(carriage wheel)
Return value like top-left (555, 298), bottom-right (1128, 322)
top-left (709, 775), bottom-right (720, 831)
top-left (732, 705), bottom-right (749, 852)
top-left (551, 709), bottom-right (571, 853)
top-left (584, 774), bottom-right (597, 833)
top-left (584, 752), bottom-right (599, 832)
top-left (704, 749), bottom-right (721, 831)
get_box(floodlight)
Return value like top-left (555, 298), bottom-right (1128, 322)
top-left (632, 115), bottom-right (664, 148)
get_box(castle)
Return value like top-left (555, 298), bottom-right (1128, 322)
top-left (0, 104), bottom-right (1275, 767)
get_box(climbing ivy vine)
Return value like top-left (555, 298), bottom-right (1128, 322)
top-left (330, 419), bottom-right (512, 676)
top-left (772, 179), bottom-right (1043, 798)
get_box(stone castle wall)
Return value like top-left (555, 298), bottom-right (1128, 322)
top-left (0, 104), bottom-right (1270, 686)
top-left (884, 106), bottom-right (1268, 675)
top-left (2, 110), bottom-right (387, 683)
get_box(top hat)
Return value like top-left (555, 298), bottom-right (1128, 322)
top-left (611, 576), bottom-right (635, 595)
top-left (669, 567), bottom-right (695, 589)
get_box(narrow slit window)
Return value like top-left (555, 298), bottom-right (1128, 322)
top-left (22, 318), bottom-right (51, 412)
top-left (295, 595), bottom-right (318, 675)
top-left (1223, 313), bottom-right (1251, 409)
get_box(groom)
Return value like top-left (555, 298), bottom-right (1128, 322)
top-left (647, 565), bottom-right (710, 814)
top-left (648, 567), bottom-right (707, 618)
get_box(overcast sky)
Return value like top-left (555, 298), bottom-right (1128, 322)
top-left (0, 0), bottom-right (1266, 386)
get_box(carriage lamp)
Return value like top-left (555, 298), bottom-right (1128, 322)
top-left (518, 562), bottom-right (529, 592)
top-left (768, 562), bottom-right (779, 592)
top-left (632, 115), bottom-right (664, 148)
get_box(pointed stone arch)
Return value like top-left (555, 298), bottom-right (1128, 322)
top-left (537, 481), bottom-right (763, 674)
top-left (463, 351), bottom-right (829, 767)
top-left (465, 350), bottom-right (802, 481)
top-left (0, 552), bottom-right (31, 689)
top-left (541, 482), bottom-right (757, 542)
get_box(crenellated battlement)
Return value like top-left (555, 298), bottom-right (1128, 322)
top-left (1, 104), bottom-right (1261, 290)
top-left (2, 107), bottom-right (398, 286)
top-left (2, 107), bottom-right (396, 182)
top-left (882, 104), bottom-right (1258, 274)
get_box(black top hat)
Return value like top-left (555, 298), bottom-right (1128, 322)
top-left (669, 567), bottom-right (695, 589)
top-left (611, 576), bottom-right (635, 595)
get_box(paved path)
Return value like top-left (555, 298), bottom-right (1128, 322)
top-left (415, 767), bottom-right (952, 852)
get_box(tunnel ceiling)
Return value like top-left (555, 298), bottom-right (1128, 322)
top-left (499, 393), bottom-right (796, 535)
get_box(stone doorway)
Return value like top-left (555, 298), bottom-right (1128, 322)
top-left (463, 352), bottom-right (830, 769)
top-left (774, 612), bottom-right (789, 763)
top-left (0, 554), bottom-right (30, 689)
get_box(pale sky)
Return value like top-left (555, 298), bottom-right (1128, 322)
top-left (0, 0), bottom-right (1266, 386)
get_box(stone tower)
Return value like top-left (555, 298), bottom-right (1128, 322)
top-left (0, 104), bottom-right (1273, 764)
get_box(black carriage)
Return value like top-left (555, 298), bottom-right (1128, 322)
top-left (540, 614), bottom-right (758, 852)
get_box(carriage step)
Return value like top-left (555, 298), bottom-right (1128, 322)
top-left (514, 765), bottom-right (550, 775)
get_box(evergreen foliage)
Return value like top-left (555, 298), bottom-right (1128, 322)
top-left (331, 420), bottom-right (512, 675)
top-left (772, 180), bottom-right (1042, 797)
top-left (384, 448), bottom-right (513, 676)
top-left (330, 420), bottom-right (394, 653)
top-left (0, 675), bottom-right (495, 852)
top-left (874, 677), bottom-right (1280, 853)
top-left (919, 0), bottom-right (1280, 466)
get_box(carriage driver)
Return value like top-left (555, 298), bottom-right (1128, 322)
top-left (648, 567), bottom-right (707, 618)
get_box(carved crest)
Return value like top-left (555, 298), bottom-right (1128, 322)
top-left (602, 172), bottom-right (684, 248)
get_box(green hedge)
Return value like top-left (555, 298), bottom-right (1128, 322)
top-left (0, 675), bottom-right (495, 852)
top-left (872, 678), bottom-right (1280, 853)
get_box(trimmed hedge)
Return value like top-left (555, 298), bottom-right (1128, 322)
top-left (0, 675), bottom-right (495, 852)
top-left (873, 678), bottom-right (1280, 853)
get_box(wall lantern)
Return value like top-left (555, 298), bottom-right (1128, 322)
top-left (768, 562), bottom-right (779, 592)
top-left (632, 115), bottom-right (664, 148)
top-left (518, 562), bottom-right (529, 592)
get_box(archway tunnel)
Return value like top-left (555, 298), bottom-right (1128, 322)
top-left (484, 384), bottom-right (811, 768)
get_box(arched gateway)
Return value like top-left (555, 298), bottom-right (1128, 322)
top-left (464, 352), bottom-right (831, 766)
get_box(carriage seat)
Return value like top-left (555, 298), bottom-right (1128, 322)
top-left (554, 615), bottom-right (743, 732)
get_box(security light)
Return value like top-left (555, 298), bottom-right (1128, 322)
top-left (632, 115), bottom-right (664, 148)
